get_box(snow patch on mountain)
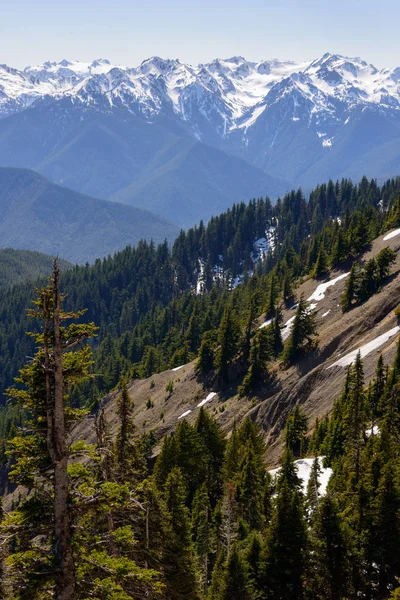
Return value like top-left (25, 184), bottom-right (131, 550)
top-left (328, 325), bottom-right (400, 368)
top-left (269, 456), bottom-right (332, 496)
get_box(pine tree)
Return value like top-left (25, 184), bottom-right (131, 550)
top-left (282, 296), bottom-right (317, 366)
top-left (373, 462), bottom-right (400, 598)
top-left (330, 226), bottom-right (348, 266)
top-left (194, 408), bottom-right (226, 505)
top-left (282, 271), bottom-right (294, 305)
top-left (341, 262), bottom-right (358, 311)
top-left (260, 476), bottom-right (308, 599)
top-left (306, 457), bottom-right (322, 516)
top-left (115, 379), bottom-right (142, 482)
top-left (196, 331), bottom-right (216, 374)
top-left (385, 193), bottom-right (400, 228)
top-left (237, 444), bottom-right (265, 530)
top-left (163, 468), bottom-right (201, 600)
top-left (218, 545), bottom-right (253, 600)
top-left (313, 246), bottom-right (329, 278)
top-left (307, 496), bottom-right (351, 600)
top-left (284, 405), bottom-right (308, 456)
top-left (192, 483), bottom-right (213, 595)
top-left (4, 262), bottom-right (97, 599)
top-left (239, 329), bottom-right (272, 396)
top-left (216, 306), bottom-right (240, 381)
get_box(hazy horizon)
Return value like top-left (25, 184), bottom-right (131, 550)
top-left (2, 0), bottom-right (400, 70)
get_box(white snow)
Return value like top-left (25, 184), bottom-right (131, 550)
top-left (366, 424), bottom-right (380, 437)
top-left (269, 456), bottom-right (332, 496)
top-left (321, 310), bottom-right (331, 317)
top-left (197, 392), bottom-right (217, 408)
top-left (307, 272), bottom-right (349, 303)
top-left (172, 364), bottom-right (186, 372)
top-left (328, 325), bottom-right (400, 368)
top-left (383, 228), bottom-right (400, 241)
top-left (2, 53), bottom-right (400, 131)
top-left (258, 318), bottom-right (273, 330)
top-left (178, 409), bottom-right (192, 420)
top-left (281, 315), bottom-right (296, 341)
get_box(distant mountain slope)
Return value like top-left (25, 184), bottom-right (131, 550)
top-left (0, 168), bottom-right (179, 263)
top-left (1, 53), bottom-right (400, 201)
top-left (0, 248), bottom-right (71, 288)
top-left (109, 138), bottom-right (286, 226)
top-left (0, 103), bottom-right (286, 227)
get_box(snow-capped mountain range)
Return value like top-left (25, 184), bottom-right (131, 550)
top-left (1, 53), bottom-right (400, 136)
top-left (1, 53), bottom-right (400, 227)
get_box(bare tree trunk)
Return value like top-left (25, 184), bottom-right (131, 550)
top-left (43, 291), bottom-right (56, 465)
top-left (52, 262), bottom-right (76, 600)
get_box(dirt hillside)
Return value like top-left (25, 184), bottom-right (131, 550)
top-left (73, 230), bottom-right (400, 466)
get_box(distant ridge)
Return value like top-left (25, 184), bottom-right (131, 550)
top-left (0, 168), bottom-right (179, 263)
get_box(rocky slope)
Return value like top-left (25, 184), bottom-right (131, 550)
top-left (73, 228), bottom-right (400, 466)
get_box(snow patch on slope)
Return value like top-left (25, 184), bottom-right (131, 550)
top-left (383, 228), bottom-right (400, 241)
top-left (307, 272), bottom-right (349, 303)
top-left (328, 326), bottom-right (400, 368)
top-left (269, 456), bottom-right (332, 496)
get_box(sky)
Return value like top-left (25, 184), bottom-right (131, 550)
top-left (1, 0), bottom-right (399, 69)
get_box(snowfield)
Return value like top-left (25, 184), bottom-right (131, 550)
top-left (328, 325), bottom-right (400, 368)
top-left (269, 457), bottom-right (332, 496)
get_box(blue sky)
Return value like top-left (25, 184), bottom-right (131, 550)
top-left (2, 0), bottom-right (399, 68)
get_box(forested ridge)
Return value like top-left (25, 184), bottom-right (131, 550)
top-left (0, 176), bottom-right (399, 407)
top-left (0, 248), bottom-right (71, 289)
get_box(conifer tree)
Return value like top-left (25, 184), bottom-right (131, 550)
top-left (306, 457), bottom-right (322, 516)
top-left (115, 379), bottom-right (141, 482)
top-left (330, 226), bottom-right (348, 266)
top-left (218, 545), bottom-right (253, 600)
top-left (216, 306), bottom-right (240, 381)
top-left (5, 261), bottom-right (97, 599)
top-left (282, 296), bottom-right (317, 365)
top-left (237, 444), bottom-right (265, 530)
top-left (192, 483), bottom-right (213, 595)
top-left (260, 465), bottom-right (307, 599)
top-left (239, 329), bottom-right (272, 396)
top-left (385, 193), bottom-right (400, 228)
top-left (314, 246), bottom-right (329, 278)
top-left (341, 262), bottom-right (358, 311)
top-left (372, 461), bottom-right (400, 598)
top-left (284, 405), bottom-right (308, 456)
top-left (194, 408), bottom-right (226, 505)
top-left (282, 271), bottom-right (294, 305)
top-left (244, 531), bottom-right (263, 593)
top-left (163, 468), bottom-right (201, 600)
top-left (196, 331), bottom-right (216, 374)
top-left (306, 496), bottom-right (351, 600)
